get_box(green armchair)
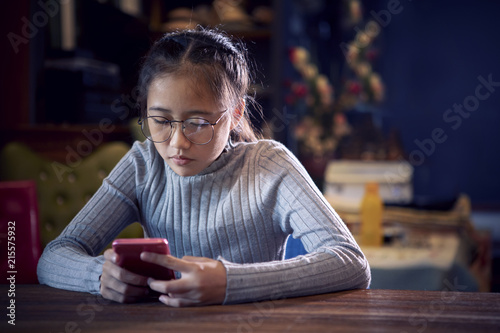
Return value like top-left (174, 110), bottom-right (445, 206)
top-left (0, 141), bottom-right (143, 247)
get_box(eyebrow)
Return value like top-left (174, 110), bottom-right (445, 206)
top-left (148, 106), bottom-right (214, 117)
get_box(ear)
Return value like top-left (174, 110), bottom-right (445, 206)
top-left (230, 98), bottom-right (245, 131)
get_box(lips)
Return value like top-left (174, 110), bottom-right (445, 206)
top-left (171, 155), bottom-right (193, 166)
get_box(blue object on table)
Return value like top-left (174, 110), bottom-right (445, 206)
top-left (284, 236), bottom-right (307, 259)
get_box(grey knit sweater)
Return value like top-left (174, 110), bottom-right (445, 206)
top-left (37, 139), bottom-right (370, 304)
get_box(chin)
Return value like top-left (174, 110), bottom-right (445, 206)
top-left (168, 163), bottom-right (202, 177)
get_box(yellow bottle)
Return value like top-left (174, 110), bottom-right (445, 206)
top-left (360, 182), bottom-right (384, 247)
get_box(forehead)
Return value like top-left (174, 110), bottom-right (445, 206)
top-left (147, 74), bottom-right (221, 111)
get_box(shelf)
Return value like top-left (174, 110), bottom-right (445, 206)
top-left (2, 0), bottom-right (278, 163)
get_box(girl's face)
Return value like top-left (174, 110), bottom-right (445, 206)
top-left (146, 75), bottom-right (233, 176)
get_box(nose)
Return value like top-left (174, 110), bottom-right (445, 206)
top-left (168, 123), bottom-right (191, 149)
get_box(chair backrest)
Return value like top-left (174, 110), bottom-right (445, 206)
top-left (0, 180), bottom-right (42, 283)
top-left (0, 141), bottom-right (142, 246)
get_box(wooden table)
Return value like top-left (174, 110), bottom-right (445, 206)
top-left (1, 285), bottom-right (499, 333)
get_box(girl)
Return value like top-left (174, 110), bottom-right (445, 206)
top-left (37, 28), bottom-right (370, 307)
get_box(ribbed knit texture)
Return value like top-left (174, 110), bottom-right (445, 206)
top-left (37, 139), bottom-right (370, 304)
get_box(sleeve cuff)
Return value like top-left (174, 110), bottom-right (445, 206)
top-left (86, 255), bottom-right (106, 294)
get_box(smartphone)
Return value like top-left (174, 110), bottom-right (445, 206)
top-left (112, 238), bottom-right (176, 280)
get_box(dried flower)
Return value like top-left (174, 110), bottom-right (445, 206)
top-left (286, 0), bottom-right (385, 161)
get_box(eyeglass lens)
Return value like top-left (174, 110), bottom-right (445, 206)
top-left (142, 117), bottom-right (214, 145)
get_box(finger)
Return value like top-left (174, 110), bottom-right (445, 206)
top-left (148, 277), bottom-right (208, 303)
top-left (140, 252), bottom-right (193, 273)
top-left (102, 263), bottom-right (150, 293)
top-left (181, 256), bottom-right (213, 263)
top-left (101, 284), bottom-right (148, 304)
top-left (105, 274), bottom-right (150, 297)
top-left (158, 294), bottom-right (200, 308)
top-left (103, 258), bottom-right (149, 287)
top-left (148, 278), bottom-right (193, 295)
top-left (101, 281), bottom-right (149, 302)
top-left (100, 269), bottom-right (150, 303)
top-left (103, 249), bottom-right (118, 263)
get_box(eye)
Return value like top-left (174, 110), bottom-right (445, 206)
top-left (186, 118), bottom-right (210, 127)
top-left (151, 117), bottom-right (170, 125)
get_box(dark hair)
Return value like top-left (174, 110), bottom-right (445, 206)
top-left (137, 28), bottom-right (262, 142)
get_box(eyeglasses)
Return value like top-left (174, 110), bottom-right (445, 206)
top-left (138, 111), bottom-right (227, 145)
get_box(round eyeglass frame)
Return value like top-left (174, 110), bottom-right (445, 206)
top-left (138, 111), bottom-right (227, 145)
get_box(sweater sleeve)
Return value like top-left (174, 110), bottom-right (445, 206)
top-left (222, 141), bottom-right (371, 304)
top-left (36, 142), bottom-right (149, 294)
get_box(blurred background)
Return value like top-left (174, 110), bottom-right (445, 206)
top-left (1, 0), bottom-right (499, 291)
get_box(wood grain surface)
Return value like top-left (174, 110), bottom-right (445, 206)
top-left (2, 284), bottom-right (499, 333)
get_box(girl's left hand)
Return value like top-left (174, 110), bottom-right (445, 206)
top-left (140, 253), bottom-right (227, 307)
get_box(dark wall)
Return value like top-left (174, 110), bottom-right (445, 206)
top-left (372, 0), bottom-right (500, 208)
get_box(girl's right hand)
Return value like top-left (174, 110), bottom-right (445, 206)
top-left (100, 249), bottom-right (151, 303)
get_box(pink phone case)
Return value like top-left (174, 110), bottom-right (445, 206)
top-left (112, 238), bottom-right (175, 280)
